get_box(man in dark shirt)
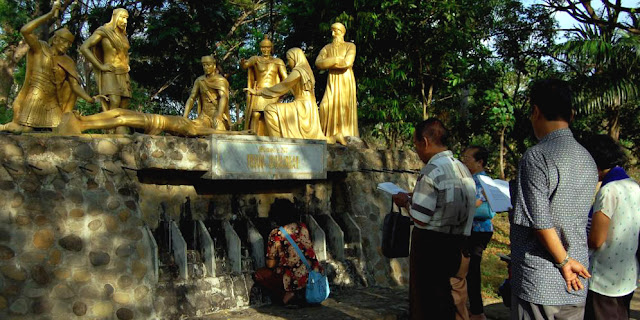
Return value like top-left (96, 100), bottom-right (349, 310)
top-left (510, 79), bottom-right (598, 319)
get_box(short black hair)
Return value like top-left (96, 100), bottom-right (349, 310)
top-left (529, 79), bottom-right (573, 122)
top-left (467, 145), bottom-right (489, 166)
top-left (268, 198), bottom-right (299, 227)
top-left (582, 134), bottom-right (627, 170)
top-left (415, 118), bottom-right (448, 147)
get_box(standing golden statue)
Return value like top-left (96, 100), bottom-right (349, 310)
top-left (245, 48), bottom-right (345, 145)
top-left (80, 8), bottom-right (131, 133)
top-left (183, 55), bottom-right (230, 131)
top-left (315, 22), bottom-right (359, 138)
top-left (0, 1), bottom-right (102, 133)
top-left (240, 36), bottom-right (288, 135)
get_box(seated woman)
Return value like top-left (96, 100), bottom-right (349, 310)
top-left (583, 134), bottom-right (640, 320)
top-left (254, 199), bottom-right (323, 306)
top-left (245, 48), bottom-right (345, 145)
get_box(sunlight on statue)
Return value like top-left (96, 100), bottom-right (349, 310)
top-left (0, 0), bottom-right (104, 133)
top-left (245, 48), bottom-right (346, 145)
top-left (80, 8), bottom-right (131, 134)
top-left (184, 55), bottom-right (231, 131)
top-left (315, 22), bottom-right (359, 138)
top-left (240, 35), bottom-right (288, 135)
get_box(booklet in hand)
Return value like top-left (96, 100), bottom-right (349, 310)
top-left (377, 182), bottom-right (408, 195)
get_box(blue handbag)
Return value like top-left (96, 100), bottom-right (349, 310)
top-left (279, 226), bottom-right (330, 304)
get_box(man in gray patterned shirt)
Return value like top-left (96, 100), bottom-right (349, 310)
top-left (511, 79), bottom-right (598, 319)
top-left (393, 119), bottom-right (476, 320)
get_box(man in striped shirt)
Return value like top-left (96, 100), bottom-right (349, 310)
top-left (393, 118), bottom-right (476, 320)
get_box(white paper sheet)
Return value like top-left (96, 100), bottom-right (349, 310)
top-left (477, 175), bottom-right (512, 212)
top-left (377, 182), bottom-right (409, 195)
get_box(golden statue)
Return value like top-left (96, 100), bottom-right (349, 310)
top-left (183, 55), bottom-right (230, 131)
top-left (245, 48), bottom-right (345, 145)
top-left (0, 1), bottom-right (103, 133)
top-left (240, 36), bottom-right (288, 135)
top-left (80, 8), bottom-right (131, 133)
top-left (315, 22), bottom-right (359, 138)
top-left (55, 109), bottom-right (247, 137)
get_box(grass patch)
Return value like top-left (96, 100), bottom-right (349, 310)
top-left (480, 212), bottom-right (510, 303)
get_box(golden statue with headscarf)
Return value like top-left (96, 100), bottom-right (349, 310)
top-left (245, 48), bottom-right (345, 145)
top-left (240, 35), bottom-right (288, 135)
top-left (0, 0), bottom-right (102, 133)
top-left (80, 8), bottom-right (131, 132)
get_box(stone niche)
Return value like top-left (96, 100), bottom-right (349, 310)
top-left (0, 133), bottom-right (421, 319)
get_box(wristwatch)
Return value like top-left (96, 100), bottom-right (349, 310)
top-left (554, 255), bottom-right (570, 269)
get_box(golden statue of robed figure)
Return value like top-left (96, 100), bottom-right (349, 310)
top-left (315, 22), bottom-right (359, 138)
top-left (240, 36), bottom-right (287, 135)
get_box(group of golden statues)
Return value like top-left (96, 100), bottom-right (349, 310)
top-left (1, 3), bottom-right (358, 145)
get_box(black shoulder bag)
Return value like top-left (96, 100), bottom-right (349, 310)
top-left (381, 200), bottom-right (412, 258)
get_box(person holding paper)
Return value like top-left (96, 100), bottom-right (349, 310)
top-left (510, 79), bottom-right (598, 319)
top-left (461, 145), bottom-right (495, 320)
top-left (392, 118), bottom-right (476, 320)
top-left (582, 135), bottom-right (640, 320)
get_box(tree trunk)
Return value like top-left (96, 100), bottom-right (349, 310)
top-left (608, 106), bottom-right (621, 141)
top-left (499, 126), bottom-right (506, 180)
top-left (423, 83), bottom-right (433, 120)
top-left (0, 41), bottom-right (29, 108)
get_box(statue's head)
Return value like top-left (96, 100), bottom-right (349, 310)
top-left (109, 8), bottom-right (129, 31)
top-left (201, 55), bottom-right (217, 75)
top-left (259, 35), bottom-right (273, 57)
top-left (331, 22), bottom-right (346, 38)
top-left (51, 28), bottom-right (74, 55)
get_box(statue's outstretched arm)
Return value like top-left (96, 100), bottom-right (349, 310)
top-left (260, 70), bottom-right (300, 98)
top-left (21, 2), bottom-right (60, 50)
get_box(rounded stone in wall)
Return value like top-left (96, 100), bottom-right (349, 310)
top-left (0, 244), bottom-right (15, 260)
top-left (15, 215), bottom-right (30, 226)
top-left (34, 215), bottom-right (50, 226)
top-left (104, 216), bottom-right (119, 233)
top-left (96, 140), bottom-right (119, 155)
top-left (24, 287), bottom-right (47, 298)
top-left (89, 251), bottom-right (110, 267)
top-left (0, 181), bottom-right (15, 191)
top-left (107, 198), bottom-right (120, 210)
top-left (22, 179), bottom-right (40, 192)
top-left (170, 151), bottom-right (183, 161)
top-left (48, 249), bottom-right (62, 266)
top-left (118, 209), bottom-right (130, 222)
top-left (69, 208), bottom-right (84, 219)
top-left (53, 268), bottom-right (71, 280)
top-left (72, 300), bottom-right (87, 316)
top-left (52, 283), bottom-right (74, 299)
top-left (31, 297), bottom-right (52, 314)
top-left (0, 227), bottom-right (10, 242)
top-left (151, 150), bottom-right (164, 158)
top-left (92, 301), bottom-right (114, 318)
top-left (20, 251), bottom-right (45, 264)
top-left (58, 235), bottom-right (83, 252)
top-left (33, 229), bottom-right (55, 249)
top-left (9, 297), bottom-right (28, 314)
top-left (0, 295), bottom-right (6, 310)
top-left (79, 285), bottom-right (100, 300)
top-left (72, 268), bottom-right (91, 283)
top-left (117, 307), bottom-right (134, 320)
top-left (31, 265), bottom-right (51, 286)
top-left (67, 189), bottom-right (84, 205)
top-left (117, 275), bottom-right (133, 289)
top-left (116, 244), bottom-right (135, 258)
top-left (134, 285), bottom-right (149, 301)
top-left (10, 193), bottom-right (23, 208)
top-left (113, 292), bottom-right (131, 304)
top-left (88, 219), bottom-right (102, 231)
top-left (118, 188), bottom-right (132, 196)
top-left (87, 179), bottom-right (99, 190)
top-left (104, 283), bottom-right (114, 298)
top-left (125, 200), bottom-right (137, 211)
top-left (1, 264), bottom-right (27, 281)
top-left (132, 261), bottom-right (147, 280)
top-left (73, 144), bottom-right (94, 160)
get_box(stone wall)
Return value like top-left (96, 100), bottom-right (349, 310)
top-left (0, 133), bottom-right (421, 319)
